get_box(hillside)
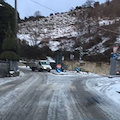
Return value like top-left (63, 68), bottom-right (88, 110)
top-left (17, 0), bottom-right (120, 62)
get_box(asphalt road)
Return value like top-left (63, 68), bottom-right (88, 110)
top-left (0, 69), bottom-right (119, 120)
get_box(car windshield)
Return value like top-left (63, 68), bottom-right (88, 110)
top-left (41, 62), bottom-right (49, 65)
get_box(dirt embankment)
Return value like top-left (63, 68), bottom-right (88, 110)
top-left (64, 61), bottom-right (110, 75)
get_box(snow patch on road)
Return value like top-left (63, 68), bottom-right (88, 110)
top-left (86, 77), bottom-right (120, 105)
top-left (0, 71), bottom-right (24, 86)
top-left (0, 65), bottom-right (29, 86)
top-left (47, 73), bottom-right (94, 120)
top-left (0, 73), bottom-right (39, 118)
top-left (85, 76), bottom-right (120, 119)
top-left (51, 70), bottom-right (99, 77)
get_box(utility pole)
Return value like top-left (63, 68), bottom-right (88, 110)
top-left (15, 0), bottom-right (19, 72)
top-left (15, 0), bottom-right (18, 37)
top-left (76, 12), bottom-right (84, 66)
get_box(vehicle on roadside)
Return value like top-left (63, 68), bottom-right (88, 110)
top-left (116, 70), bottom-right (120, 75)
top-left (27, 60), bottom-right (52, 72)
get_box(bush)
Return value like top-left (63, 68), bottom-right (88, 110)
top-left (0, 51), bottom-right (19, 61)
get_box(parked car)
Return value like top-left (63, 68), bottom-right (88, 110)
top-left (116, 70), bottom-right (120, 75)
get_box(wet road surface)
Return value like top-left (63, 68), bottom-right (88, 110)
top-left (0, 69), bottom-right (119, 120)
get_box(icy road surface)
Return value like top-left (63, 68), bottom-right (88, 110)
top-left (0, 68), bottom-right (120, 120)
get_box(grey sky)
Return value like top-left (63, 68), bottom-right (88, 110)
top-left (6, 0), bottom-right (106, 19)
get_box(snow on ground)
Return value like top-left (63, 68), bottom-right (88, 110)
top-left (19, 65), bottom-right (30, 70)
top-left (0, 70), bottom-right (24, 86)
top-left (51, 69), bottom-right (99, 77)
top-left (49, 41), bottom-right (60, 51)
top-left (86, 76), bottom-right (120, 105)
top-left (1, 66), bottom-right (120, 111)
top-left (99, 19), bottom-right (118, 26)
top-left (88, 37), bottom-right (109, 55)
top-left (0, 68), bottom-right (39, 117)
top-left (53, 69), bottom-right (120, 107)
top-left (0, 66), bottom-right (30, 86)
top-left (115, 36), bottom-right (120, 44)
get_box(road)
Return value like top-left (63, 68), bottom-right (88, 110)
top-left (0, 68), bottom-right (119, 120)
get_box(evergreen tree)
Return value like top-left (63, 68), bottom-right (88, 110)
top-left (0, 25), bottom-right (19, 61)
top-left (0, 1), bottom-right (20, 54)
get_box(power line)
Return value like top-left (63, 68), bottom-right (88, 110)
top-left (29, 1), bottom-right (120, 35)
top-left (31, 0), bottom-right (119, 35)
top-left (30, 0), bottom-right (58, 13)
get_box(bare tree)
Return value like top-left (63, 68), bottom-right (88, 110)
top-left (106, 0), bottom-right (110, 6)
top-left (84, 0), bottom-right (95, 8)
top-left (94, 1), bottom-right (100, 8)
top-left (75, 10), bottom-right (87, 64)
top-left (34, 11), bottom-right (41, 17)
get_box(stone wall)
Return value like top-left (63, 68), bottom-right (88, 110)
top-left (64, 61), bottom-right (110, 75)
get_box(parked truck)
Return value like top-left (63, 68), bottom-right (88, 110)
top-left (27, 60), bottom-right (52, 72)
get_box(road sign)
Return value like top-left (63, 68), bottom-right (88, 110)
top-left (56, 64), bottom-right (61, 69)
top-left (113, 53), bottom-right (117, 59)
top-left (113, 46), bottom-right (119, 53)
top-left (56, 68), bottom-right (61, 73)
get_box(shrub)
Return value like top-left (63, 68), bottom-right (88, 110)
top-left (0, 51), bottom-right (19, 61)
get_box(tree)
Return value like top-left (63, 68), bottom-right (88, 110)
top-left (0, 0), bottom-right (5, 2)
top-left (0, 1), bottom-right (20, 54)
top-left (106, 0), bottom-right (110, 6)
top-left (84, 0), bottom-right (95, 8)
top-left (50, 13), bottom-right (53, 16)
top-left (94, 1), bottom-right (100, 8)
top-left (34, 11), bottom-right (41, 17)
top-left (0, 25), bottom-right (19, 61)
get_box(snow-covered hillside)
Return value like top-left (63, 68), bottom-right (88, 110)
top-left (18, 12), bottom-right (77, 49)
top-left (17, 9), bottom-right (120, 61)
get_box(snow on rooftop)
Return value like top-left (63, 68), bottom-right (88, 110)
top-left (99, 18), bottom-right (120, 26)
top-left (0, 4), bottom-right (3, 7)
top-left (47, 57), bottom-right (55, 62)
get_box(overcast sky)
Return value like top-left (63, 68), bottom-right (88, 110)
top-left (6, 0), bottom-right (106, 19)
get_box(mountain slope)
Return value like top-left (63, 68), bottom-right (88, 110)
top-left (18, 1), bottom-right (120, 62)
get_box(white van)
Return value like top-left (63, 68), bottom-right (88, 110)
top-left (28, 60), bottom-right (52, 72)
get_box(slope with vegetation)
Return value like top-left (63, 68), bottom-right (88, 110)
top-left (13, 0), bottom-right (120, 61)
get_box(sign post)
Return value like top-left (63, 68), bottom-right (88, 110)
top-left (113, 53), bottom-right (117, 59)
top-left (56, 64), bottom-right (61, 73)
top-left (113, 46), bottom-right (119, 53)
